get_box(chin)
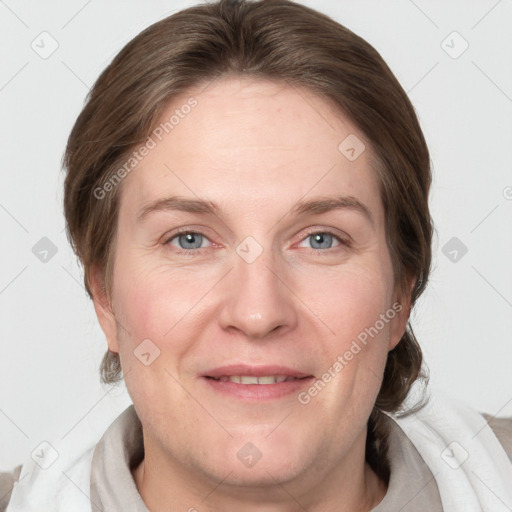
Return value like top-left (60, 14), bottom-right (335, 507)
top-left (195, 432), bottom-right (313, 487)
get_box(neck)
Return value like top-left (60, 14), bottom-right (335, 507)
top-left (131, 430), bottom-right (387, 512)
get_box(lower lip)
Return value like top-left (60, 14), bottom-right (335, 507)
top-left (202, 376), bottom-right (314, 401)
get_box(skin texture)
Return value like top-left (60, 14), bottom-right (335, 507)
top-left (91, 76), bottom-right (411, 511)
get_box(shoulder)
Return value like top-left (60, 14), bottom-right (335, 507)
top-left (0, 442), bottom-right (95, 512)
top-left (0, 464), bottom-right (22, 512)
top-left (0, 405), bottom-right (136, 511)
top-left (483, 413), bottom-right (512, 461)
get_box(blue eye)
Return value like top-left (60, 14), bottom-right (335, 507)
top-left (298, 231), bottom-right (343, 250)
top-left (310, 232), bottom-right (335, 249)
top-left (168, 232), bottom-right (210, 251)
top-left (164, 229), bottom-right (347, 256)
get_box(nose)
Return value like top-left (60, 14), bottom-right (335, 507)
top-left (218, 246), bottom-right (298, 340)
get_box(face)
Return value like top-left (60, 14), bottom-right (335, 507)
top-left (93, 76), bottom-right (409, 498)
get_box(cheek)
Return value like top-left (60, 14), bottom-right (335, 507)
top-left (113, 254), bottom-right (197, 340)
top-left (112, 265), bottom-right (199, 423)
top-left (111, 257), bottom-right (218, 401)
top-left (305, 259), bottom-right (393, 334)
top-left (307, 260), bottom-right (394, 394)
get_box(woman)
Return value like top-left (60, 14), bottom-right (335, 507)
top-left (2, 0), bottom-right (511, 510)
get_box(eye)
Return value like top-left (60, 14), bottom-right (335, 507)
top-left (165, 231), bottom-right (212, 253)
top-left (163, 228), bottom-right (349, 256)
top-left (297, 230), bottom-right (347, 251)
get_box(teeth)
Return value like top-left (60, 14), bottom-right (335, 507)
top-left (214, 375), bottom-right (294, 384)
top-left (258, 376), bottom-right (279, 384)
top-left (240, 376), bottom-right (259, 384)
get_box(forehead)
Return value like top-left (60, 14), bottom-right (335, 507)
top-left (119, 76), bottom-right (382, 222)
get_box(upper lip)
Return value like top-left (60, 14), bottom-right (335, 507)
top-left (203, 364), bottom-right (312, 379)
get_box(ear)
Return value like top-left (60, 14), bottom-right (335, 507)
top-left (388, 274), bottom-right (416, 351)
top-left (89, 265), bottom-right (119, 353)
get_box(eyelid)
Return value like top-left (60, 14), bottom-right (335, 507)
top-left (163, 227), bottom-right (215, 254)
top-left (296, 226), bottom-right (352, 248)
top-left (163, 226), bottom-right (352, 254)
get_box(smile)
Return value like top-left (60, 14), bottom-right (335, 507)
top-left (202, 366), bottom-right (314, 401)
top-left (208, 375), bottom-right (303, 384)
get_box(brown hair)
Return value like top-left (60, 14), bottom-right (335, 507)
top-left (63, 0), bottom-right (432, 481)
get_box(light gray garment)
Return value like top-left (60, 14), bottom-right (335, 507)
top-left (1, 405), bottom-right (511, 511)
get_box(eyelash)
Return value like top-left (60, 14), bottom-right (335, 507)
top-left (163, 227), bottom-right (351, 256)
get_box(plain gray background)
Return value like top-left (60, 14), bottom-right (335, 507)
top-left (1, 0), bottom-right (511, 470)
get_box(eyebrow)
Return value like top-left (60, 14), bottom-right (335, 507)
top-left (136, 194), bottom-right (373, 225)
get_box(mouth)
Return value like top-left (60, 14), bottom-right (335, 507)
top-left (206, 375), bottom-right (306, 384)
top-left (201, 365), bottom-right (314, 401)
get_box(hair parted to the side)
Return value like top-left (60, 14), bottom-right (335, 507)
top-left (63, 0), bottom-right (432, 482)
